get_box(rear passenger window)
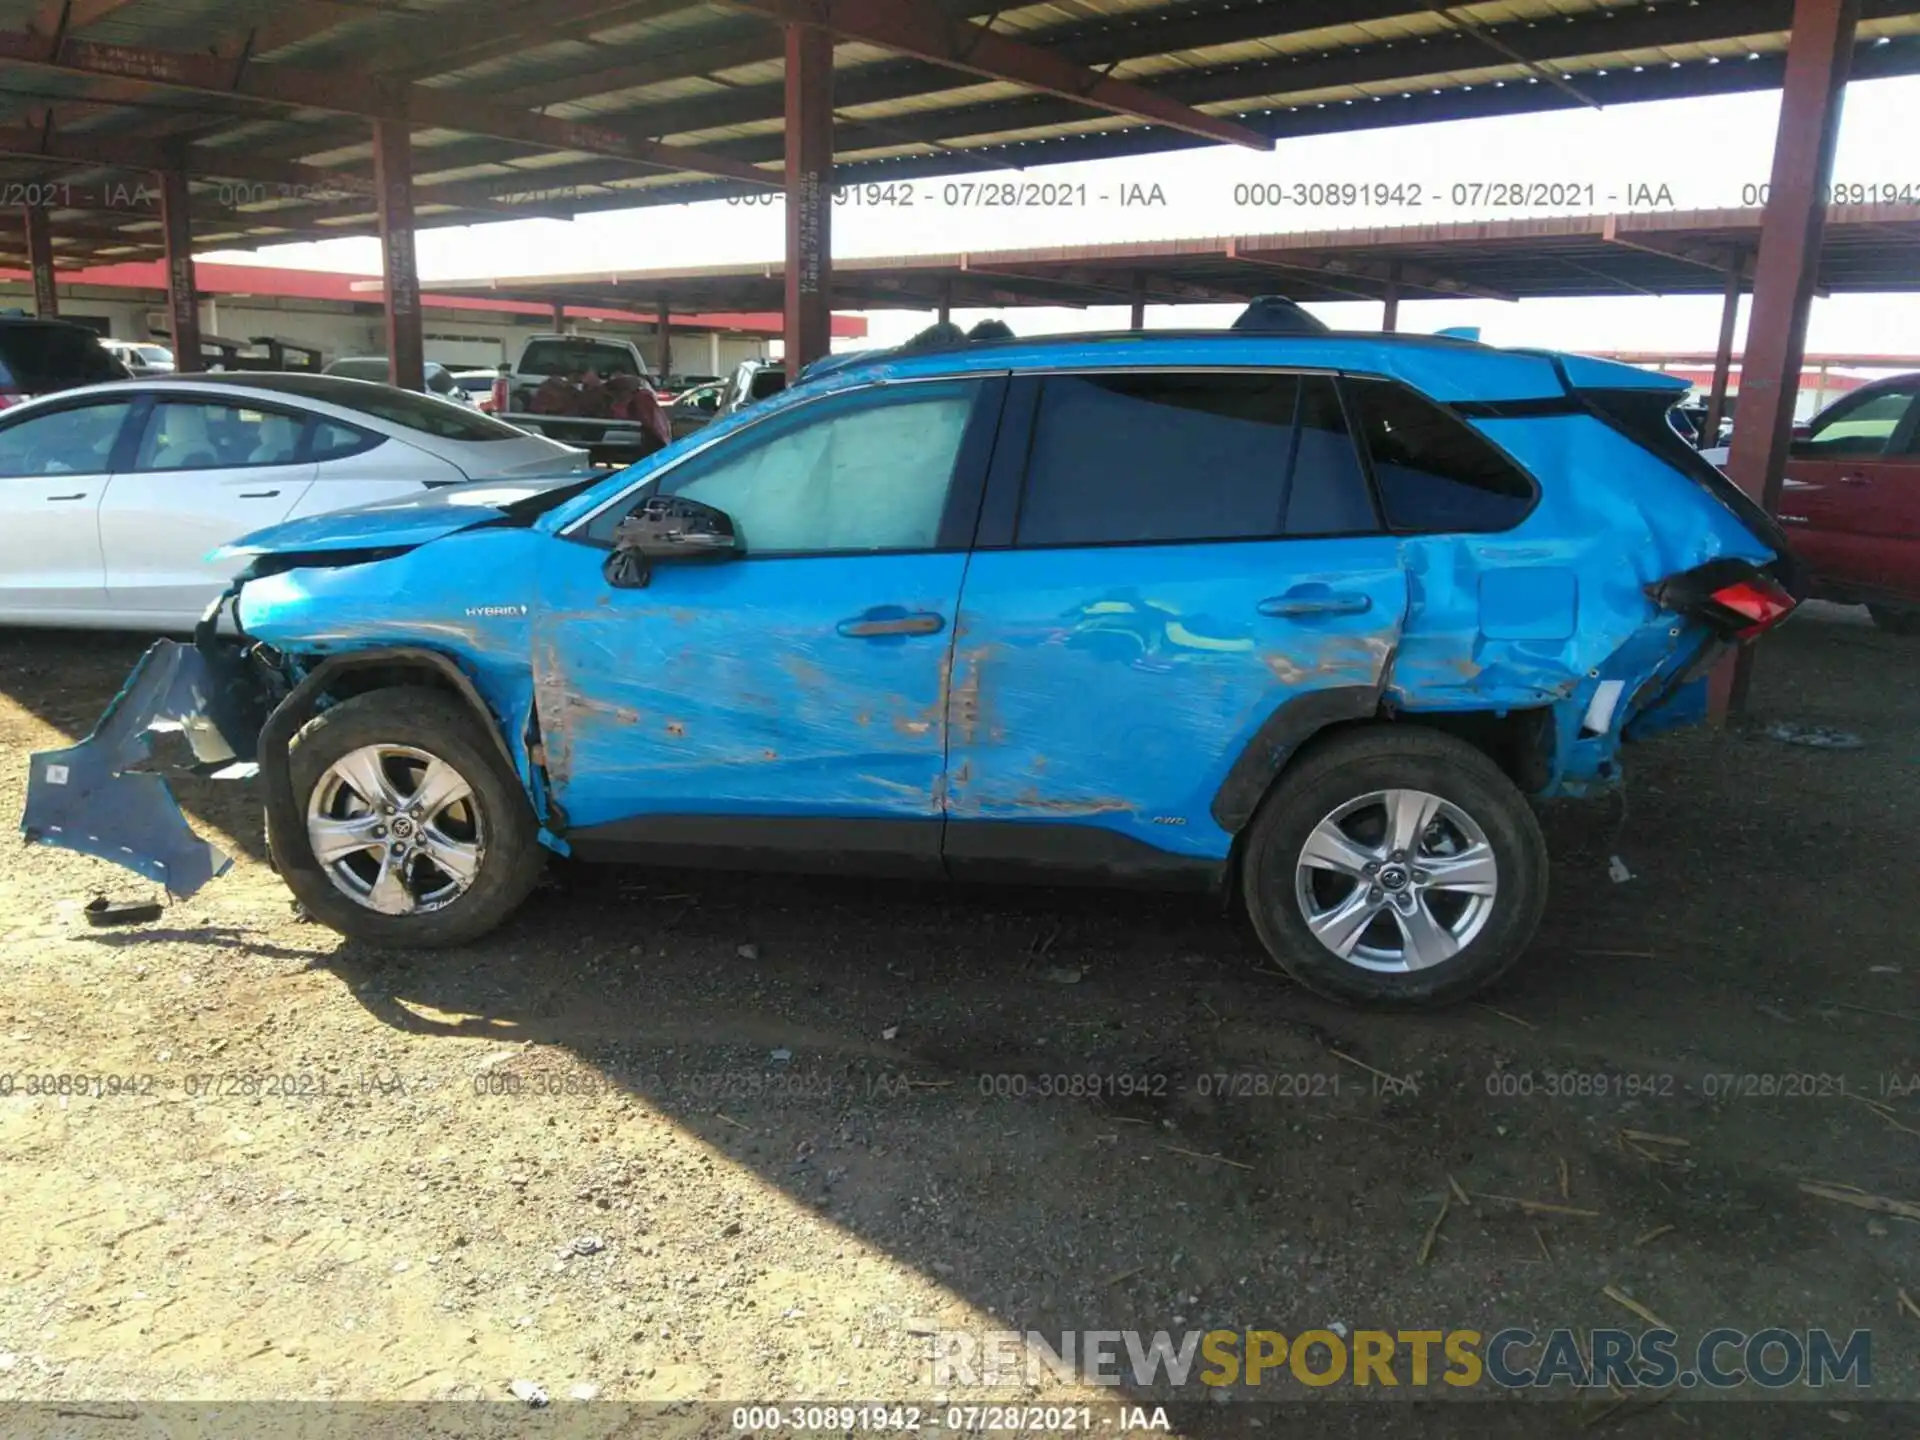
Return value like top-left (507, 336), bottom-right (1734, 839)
top-left (1346, 379), bottom-right (1535, 532)
top-left (1014, 372), bottom-right (1375, 547)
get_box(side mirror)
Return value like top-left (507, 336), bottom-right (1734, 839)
top-left (696, 393), bottom-right (720, 413)
top-left (603, 494), bottom-right (739, 589)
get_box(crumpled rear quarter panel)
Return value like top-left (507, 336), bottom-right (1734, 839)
top-left (1387, 411), bottom-right (1776, 793)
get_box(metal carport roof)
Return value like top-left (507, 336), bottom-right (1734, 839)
top-left (4, 0), bottom-right (1920, 261)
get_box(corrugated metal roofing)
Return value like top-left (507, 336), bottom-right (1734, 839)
top-left (2, 0), bottom-right (1918, 261)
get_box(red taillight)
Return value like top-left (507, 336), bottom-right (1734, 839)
top-left (1710, 577), bottom-right (1797, 639)
top-left (490, 377), bottom-right (509, 414)
top-left (0, 391), bottom-right (21, 412)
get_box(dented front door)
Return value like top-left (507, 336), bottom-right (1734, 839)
top-left (529, 376), bottom-right (999, 862)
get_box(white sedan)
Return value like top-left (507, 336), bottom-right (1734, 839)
top-left (0, 373), bottom-right (590, 631)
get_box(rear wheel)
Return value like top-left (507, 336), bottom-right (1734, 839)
top-left (1241, 727), bottom-right (1548, 1008)
top-left (273, 688), bottom-right (545, 948)
top-left (1868, 604), bottom-right (1920, 636)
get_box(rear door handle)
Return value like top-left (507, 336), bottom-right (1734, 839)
top-left (45, 492), bottom-right (88, 502)
top-left (1258, 593), bottom-right (1373, 618)
top-left (238, 488), bottom-right (281, 499)
top-left (1839, 473), bottom-right (1871, 486)
top-left (836, 611), bottom-right (946, 638)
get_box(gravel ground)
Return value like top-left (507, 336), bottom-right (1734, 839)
top-left (0, 605), bottom-right (1915, 1437)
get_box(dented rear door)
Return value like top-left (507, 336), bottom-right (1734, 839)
top-left (944, 370), bottom-right (1408, 876)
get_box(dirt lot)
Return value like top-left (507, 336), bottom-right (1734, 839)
top-left (0, 606), bottom-right (1915, 1436)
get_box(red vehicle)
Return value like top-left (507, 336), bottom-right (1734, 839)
top-left (1779, 374), bottom-right (1920, 633)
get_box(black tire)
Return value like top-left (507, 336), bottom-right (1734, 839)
top-left (1868, 604), bottom-right (1920, 636)
top-left (1241, 726), bottom-right (1548, 1009)
top-left (271, 687), bottom-right (545, 949)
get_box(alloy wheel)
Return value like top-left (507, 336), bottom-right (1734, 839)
top-left (1292, 788), bottom-right (1499, 972)
top-left (305, 744), bottom-right (485, 915)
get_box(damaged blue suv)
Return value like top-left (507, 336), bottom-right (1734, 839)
top-left (23, 329), bottom-right (1801, 1007)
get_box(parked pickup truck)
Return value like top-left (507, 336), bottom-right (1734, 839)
top-left (1701, 373), bottom-right (1919, 633)
top-left (489, 333), bottom-right (671, 466)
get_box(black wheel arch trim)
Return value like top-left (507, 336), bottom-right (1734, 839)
top-left (257, 647), bottom-right (516, 890)
top-left (1210, 684), bottom-right (1383, 834)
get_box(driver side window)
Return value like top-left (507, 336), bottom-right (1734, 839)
top-left (594, 380), bottom-right (981, 553)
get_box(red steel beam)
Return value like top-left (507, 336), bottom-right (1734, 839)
top-left (1719, 0), bottom-right (1858, 717)
top-left (0, 28), bottom-right (780, 188)
top-left (374, 119), bottom-right (426, 394)
top-left (157, 167), bottom-right (201, 372)
top-left (22, 204), bottom-right (58, 315)
top-left (721, 0), bottom-right (1270, 152)
top-left (785, 22), bottom-right (833, 377)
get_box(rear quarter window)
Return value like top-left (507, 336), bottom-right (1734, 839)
top-left (1345, 378), bottom-right (1535, 532)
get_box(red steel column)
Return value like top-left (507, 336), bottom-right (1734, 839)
top-left (158, 169), bottom-right (201, 372)
top-left (783, 22), bottom-right (833, 378)
top-left (1381, 262), bottom-right (1402, 333)
top-left (374, 118), bottom-right (426, 393)
top-left (1703, 254), bottom-right (1744, 447)
top-left (656, 296), bottom-right (673, 380)
top-left (22, 206), bottom-right (57, 318)
top-left (1716, 0), bottom-right (1857, 717)
top-left (550, 301), bottom-right (566, 332)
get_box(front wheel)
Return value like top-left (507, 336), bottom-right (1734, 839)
top-left (1241, 727), bottom-right (1548, 1008)
top-left (272, 687), bottom-right (545, 949)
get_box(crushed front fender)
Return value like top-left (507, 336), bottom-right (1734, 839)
top-left (20, 639), bottom-right (267, 898)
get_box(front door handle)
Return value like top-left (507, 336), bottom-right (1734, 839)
top-left (45, 492), bottom-right (88, 502)
top-left (1839, 473), bottom-right (1871, 486)
top-left (1258, 592), bottom-right (1373, 618)
top-left (239, 488), bottom-right (281, 499)
top-left (836, 611), bottom-right (946, 639)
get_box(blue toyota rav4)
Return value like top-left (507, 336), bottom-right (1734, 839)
top-left (24, 326), bottom-right (1801, 1008)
